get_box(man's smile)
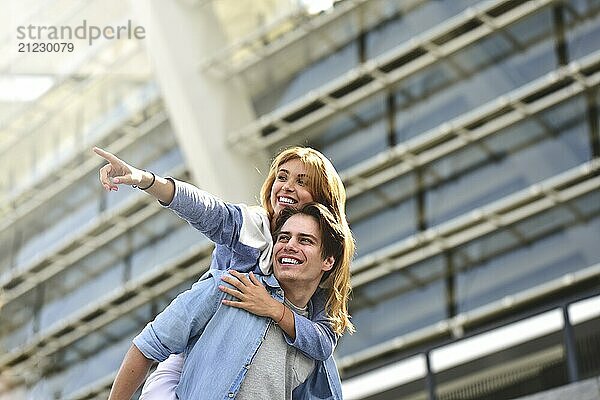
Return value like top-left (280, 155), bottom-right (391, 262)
top-left (278, 256), bottom-right (302, 266)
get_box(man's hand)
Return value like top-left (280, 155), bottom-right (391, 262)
top-left (219, 271), bottom-right (282, 320)
top-left (94, 146), bottom-right (146, 191)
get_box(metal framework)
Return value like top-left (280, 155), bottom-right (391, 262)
top-left (0, 110), bottom-right (170, 326)
top-left (227, 0), bottom-right (558, 151)
top-left (0, 39), bottom-right (149, 160)
top-left (0, 1), bottom-right (98, 139)
top-left (0, 164), bottom-right (186, 311)
top-left (340, 262), bottom-right (600, 371)
top-left (201, 0), bottom-right (427, 82)
top-left (351, 158), bottom-right (600, 288)
top-left (0, 107), bottom-right (165, 237)
top-left (0, 241), bottom-right (214, 382)
top-left (341, 50), bottom-right (600, 200)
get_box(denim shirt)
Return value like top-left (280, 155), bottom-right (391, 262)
top-left (133, 270), bottom-right (343, 400)
top-left (162, 178), bottom-right (337, 361)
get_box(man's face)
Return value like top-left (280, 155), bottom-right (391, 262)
top-left (273, 214), bottom-right (334, 287)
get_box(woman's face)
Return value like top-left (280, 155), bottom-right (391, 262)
top-left (270, 158), bottom-right (315, 218)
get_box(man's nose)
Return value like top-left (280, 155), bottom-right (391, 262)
top-left (283, 238), bottom-right (299, 251)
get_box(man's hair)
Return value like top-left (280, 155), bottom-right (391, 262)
top-left (274, 203), bottom-right (355, 335)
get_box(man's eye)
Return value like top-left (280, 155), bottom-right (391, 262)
top-left (300, 238), bottom-right (312, 244)
top-left (278, 235), bottom-right (290, 242)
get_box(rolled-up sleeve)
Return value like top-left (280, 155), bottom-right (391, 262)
top-left (133, 323), bottom-right (172, 362)
top-left (133, 270), bottom-right (224, 361)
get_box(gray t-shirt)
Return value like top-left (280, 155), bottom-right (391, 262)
top-left (236, 299), bottom-right (315, 399)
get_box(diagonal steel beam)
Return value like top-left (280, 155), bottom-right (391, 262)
top-left (0, 243), bottom-right (214, 381)
top-left (228, 0), bottom-right (559, 151)
top-left (0, 166), bottom-right (187, 311)
top-left (350, 159), bottom-right (600, 288)
top-left (341, 50), bottom-right (600, 199)
top-left (0, 108), bottom-right (167, 235)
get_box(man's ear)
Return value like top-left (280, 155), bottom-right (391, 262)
top-left (322, 256), bottom-right (335, 271)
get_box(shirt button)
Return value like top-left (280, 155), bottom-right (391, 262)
top-left (276, 289), bottom-right (283, 296)
top-left (245, 364), bottom-right (250, 369)
top-left (228, 393), bottom-right (234, 398)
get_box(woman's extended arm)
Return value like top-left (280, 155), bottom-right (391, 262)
top-left (94, 147), bottom-right (271, 257)
top-left (95, 147), bottom-right (244, 248)
top-left (94, 147), bottom-right (175, 205)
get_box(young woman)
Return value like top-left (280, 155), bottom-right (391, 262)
top-left (95, 146), bottom-right (354, 398)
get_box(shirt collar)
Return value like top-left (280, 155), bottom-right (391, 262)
top-left (262, 273), bottom-right (281, 289)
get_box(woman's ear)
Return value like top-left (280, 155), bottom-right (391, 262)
top-left (322, 256), bottom-right (335, 271)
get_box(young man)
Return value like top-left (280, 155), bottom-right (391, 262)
top-left (108, 203), bottom-right (351, 400)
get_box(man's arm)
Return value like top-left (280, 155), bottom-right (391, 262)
top-left (108, 344), bottom-right (154, 400)
top-left (107, 272), bottom-right (223, 400)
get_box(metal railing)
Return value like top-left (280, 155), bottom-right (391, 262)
top-left (341, 282), bottom-right (600, 399)
top-left (341, 263), bottom-right (600, 371)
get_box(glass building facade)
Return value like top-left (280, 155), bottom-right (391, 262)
top-left (1, 1), bottom-right (599, 399)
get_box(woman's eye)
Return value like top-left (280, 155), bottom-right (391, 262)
top-left (277, 175), bottom-right (286, 181)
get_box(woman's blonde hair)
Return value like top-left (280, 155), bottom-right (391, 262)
top-left (261, 147), bottom-right (355, 335)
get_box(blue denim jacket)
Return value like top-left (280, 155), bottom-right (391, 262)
top-left (133, 269), bottom-right (343, 400)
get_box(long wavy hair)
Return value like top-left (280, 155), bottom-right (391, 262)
top-left (262, 147), bottom-right (355, 335)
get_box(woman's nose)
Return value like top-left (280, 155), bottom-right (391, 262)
top-left (282, 181), bottom-right (294, 192)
